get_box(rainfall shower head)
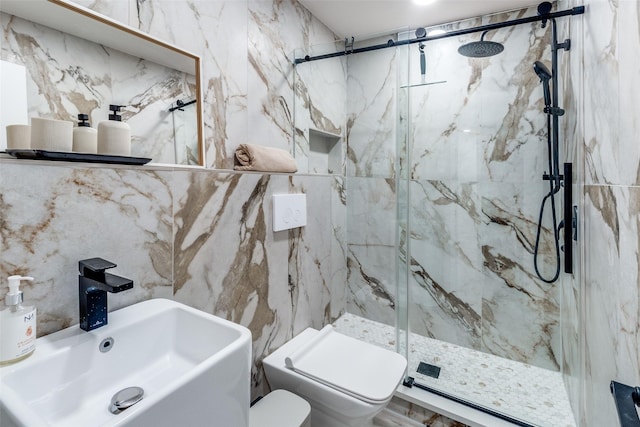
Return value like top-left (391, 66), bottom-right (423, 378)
top-left (458, 31), bottom-right (504, 58)
top-left (533, 60), bottom-right (552, 107)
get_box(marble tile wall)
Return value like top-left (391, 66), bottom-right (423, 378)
top-left (556, 0), bottom-right (582, 422)
top-left (372, 397), bottom-right (469, 427)
top-left (344, 34), bottom-right (400, 329)
top-left (293, 51), bottom-right (346, 174)
top-left (0, 0), bottom-right (347, 399)
top-left (575, 0), bottom-right (640, 425)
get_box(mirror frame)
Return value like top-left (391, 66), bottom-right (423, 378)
top-left (0, 0), bottom-right (204, 166)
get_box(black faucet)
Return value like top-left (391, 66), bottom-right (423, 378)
top-left (79, 258), bottom-right (133, 331)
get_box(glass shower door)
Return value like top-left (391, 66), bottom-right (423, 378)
top-left (395, 9), bottom-right (577, 426)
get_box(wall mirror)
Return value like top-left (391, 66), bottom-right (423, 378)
top-left (0, 0), bottom-right (204, 166)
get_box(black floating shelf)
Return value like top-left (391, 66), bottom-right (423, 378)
top-left (5, 149), bottom-right (151, 166)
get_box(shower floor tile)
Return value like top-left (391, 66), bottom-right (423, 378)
top-left (333, 313), bottom-right (576, 427)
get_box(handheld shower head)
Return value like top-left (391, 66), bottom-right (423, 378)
top-left (419, 43), bottom-right (426, 77)
top-left (533, 61), bottom-right (552, 81)
top-left (533, 61), bottom-right (552, 107)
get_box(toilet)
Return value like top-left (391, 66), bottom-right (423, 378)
top-left (262, 325), bottom-right (407, 427)
top-left (249, 389), bottom-right (311, 427)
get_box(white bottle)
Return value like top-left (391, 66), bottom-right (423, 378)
top-left (0, 275), bottom-right (36, 365)
top-left (73, 113), bottom-right (98, 153)
top-left (97, 104), bottom-right (131, 156)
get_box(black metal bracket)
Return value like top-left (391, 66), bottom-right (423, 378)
top-left (572, 205), bottom-right (578, 241)
top-left (544, 106), bottom-right (565, 116)
top-left (168, 98), bottom-right (196, 112)
top-left (556, 38), bottom-right (571, 51)
top-left (611, 381), bottom-right (640, 427)
top-left (563, 163), bottom-right (573, 273)
top-left (344, 37), bottom-right (354, 55)
top-left (402, 376), bottom-right (415, 388)
top-left (542, 173), bottom-right (563, 181)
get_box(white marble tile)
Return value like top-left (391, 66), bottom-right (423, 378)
top-left (407, 8), bottom-right (550, 185)
top-left (583, 184), bottom-right (640, 426)
top-left (0, 162), bottom-right (173, 336)
top-left (133, 0), bottom-right (250, 169)
top-left (170, 170), bottom-right (344, 395)
top-left (330, 176), bottom-right (348, 320)
top-left (346, 176), bottom-right (398, 326)
top-left (617, 0), bottom-right (640, 187)
top-left (287, 174), bottom-right (338, 333)
top-left (372, 398), bottom-right (469, 427)
top-left (294, 53), bottom-right (346, 174)
top-left (346, 176), bottom-right (397, 247)
top-left (70, 0), bottom-right (131, 25)
top-left (246, 0), bottom-right (340, 171)
top-left (405, 180), bottom-right (483, 349)
top-left (582, 0), bottom-right (620, 186)
top-left (346, 37), bottom-right (398, 179)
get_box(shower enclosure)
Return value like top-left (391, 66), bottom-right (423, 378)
top-left (293, 3), bottom-right (583, 426)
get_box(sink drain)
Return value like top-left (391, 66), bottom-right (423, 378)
top-left (99, 337), bottom-right (114, 353)
top-left (109, 386), bottom-right (144, 414)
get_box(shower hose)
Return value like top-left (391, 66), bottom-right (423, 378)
top-left (533, 113), bottom-right (562, 283)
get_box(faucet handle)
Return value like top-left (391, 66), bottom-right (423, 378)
top-left (79, 258), bottom-right (117, 276)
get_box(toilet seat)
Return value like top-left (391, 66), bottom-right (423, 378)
top-left (284, 325), bottom-right (407, 404)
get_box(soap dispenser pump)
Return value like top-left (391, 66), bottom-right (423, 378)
top-left (0, 275), bottom-right (36, 365)
top-left (97, 104), bottom-right (131, 156)
top-left (73, 113), bottom-right (98, 154)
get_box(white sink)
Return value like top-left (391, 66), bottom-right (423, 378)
top-left (0, 298), bottom-right (252, 427)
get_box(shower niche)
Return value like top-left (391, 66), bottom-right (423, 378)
top-left (308, 128), bottom-right (341, 174)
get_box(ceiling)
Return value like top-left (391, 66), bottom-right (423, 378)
top-left (299, 0), bottom-right (540, 39)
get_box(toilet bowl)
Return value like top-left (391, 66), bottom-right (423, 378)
top-left (262, 325), bottom-right (407, 427)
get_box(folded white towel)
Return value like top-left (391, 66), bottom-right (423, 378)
top-left (233, 144), bottom-right (297, 173)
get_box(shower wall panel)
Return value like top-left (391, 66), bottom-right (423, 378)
top-left (345, 38), bottom-right (400, 327)
top-left (407, 7), bottom-right (560, 371)
top-left (578, 0), bottom-right (640, 424)
top-left (556, 0), bottom-right (582, 421)
top-left (293, 52), bottom-right (347, 174)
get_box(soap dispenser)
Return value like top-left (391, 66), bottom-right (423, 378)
top-left (73, 113), bottom-right (98, 154)
top-left (97, 104), bottom-right (131, 156)
top-left (0, 275), bottom-right (36, 365)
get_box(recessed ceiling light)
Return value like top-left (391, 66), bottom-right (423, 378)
top-left (413, 0), bottom-right (438, 6)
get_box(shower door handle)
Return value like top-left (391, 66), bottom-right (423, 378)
top-left (563, 163), bottom-right (573, 274)
top-left (611, 381), bottom-right (640, 427)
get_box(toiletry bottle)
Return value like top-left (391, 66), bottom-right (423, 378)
top-left (97, 104), bottom-right (131, 156)
top-left (0, 275), bottom-right (36, 365)
top-left (73, 113), bottom-right (98, 154)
